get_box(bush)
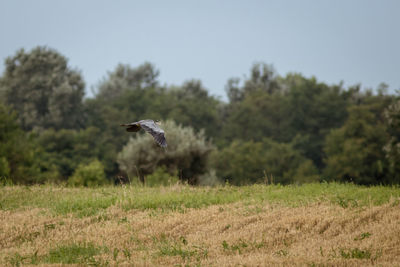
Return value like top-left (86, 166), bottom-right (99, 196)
top-left (0, 104), bottom-right (45, 184)
top-left (117, 120), bottom-right (214, 184)
top-left (323, 105), bottom-right (389, 184)
top-left (384, 99), bottom-right (400, 181)
top-left (212, 138), bottom-right (318, 185)
top-left (68, 160), bottom-right (108, 187)
top-left (198, 170), bottom-right (222, 186)
top-left (36, 127), bottom-right (106, 180)
top-left (144, 166), bottom-right (179, 187)
top-left (0, 157), bottom-right (10, 178)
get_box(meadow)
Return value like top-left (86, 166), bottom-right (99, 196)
top-left (1, 183), bottom-right (399, 266)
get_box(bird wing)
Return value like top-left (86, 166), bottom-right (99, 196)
top-left (139, 120), bottom-right (167, 148)
top-left (120, 122), bottom-right (141, 132)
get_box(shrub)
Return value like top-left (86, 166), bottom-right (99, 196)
top-left (0, 104), bottom-right (45, 183)
top-left (68, 160), bottom-right (108, 187)
top-left (323, 105), bottom-right (389, 184)
top-left (117, 120), bottom-right (214, 184)
top-left (0, 157), bottom-right (10, 178)
top-left (212, 138), bottom-right (318, 185)
top-left (144, 166), bottom-right (179, 187)
top-left (197, 169), bottom-right (222, 186)
top-left (384, 99), bottom-right (400, 181)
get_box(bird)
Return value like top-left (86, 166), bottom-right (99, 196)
top-left (120, 119), bottom-right (167, 148)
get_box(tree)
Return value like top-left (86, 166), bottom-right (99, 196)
top-left (213, 138), bottom-right (318, 185)
top-left (96, 62), bottom-right (159, 99)
top-left (167, 80), bottom-right (221, 138)
top-left (0, 46), bottom-right (85, 131)
top-left (86, 68), bottom-right (222, 178)
top-left (225, 63), bottom-right (279, 103)
top-left (84, 63), bottom-right (167, 178)
top-left (283, 74), bottom-right (349, 168)
top-left (383, 99), bottom-right (400, 182)
top-left (221, 91), bottom-right (289, 143)
top-left (0, 104), bottom-right (49, 183)
top-left (117, 120), bottom-right (214, 184)
top-left (68, 159), bottom-right (108, 187)
top-left (36, 127), bottom-right (107, 180)
top-left (222, 70), bottom-right (351, 170)
top-left (323, 103), bottom-right (390, 184)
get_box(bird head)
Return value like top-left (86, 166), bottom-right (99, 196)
top-left (155, 119), bottom-right (161, 125)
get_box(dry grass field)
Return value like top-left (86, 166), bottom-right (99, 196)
top-left (1, 183), bottom-right (400, 266)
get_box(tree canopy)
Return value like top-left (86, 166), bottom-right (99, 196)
top-left (0, 47), bottom-right (85, 131)
top-left (1, 46), bottom-right (398, 186)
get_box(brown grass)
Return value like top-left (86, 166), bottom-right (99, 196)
top-left (1, 200), bottom-right (400, 266)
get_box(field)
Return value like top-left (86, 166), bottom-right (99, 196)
top-left (1, 183), bottom-right (400, 266)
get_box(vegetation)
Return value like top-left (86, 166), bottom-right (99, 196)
top-left (118, 120), bottom-right (213, 184)
top-left (1, 183), bottom-right (399, 215)
top-left (0, 46), bottom-right (399, 185)
top-left (0, 47), bottom-right (85, 131)
top-left (213, 138), bottom-right (318, 184)
top-left (0, 104), bottom-right (49, 184)
top-left (1, 183), bottom-right (399, 266)
top-left (67, 160), bottom-right (108, 187)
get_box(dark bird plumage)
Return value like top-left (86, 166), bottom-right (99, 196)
top-left (120, 119), bottom-right (167, 148)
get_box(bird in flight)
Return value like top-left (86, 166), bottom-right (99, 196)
top-left (120, 119), bottom-right (167, 148)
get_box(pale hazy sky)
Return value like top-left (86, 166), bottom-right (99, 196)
top-left (0, 0), bottom-right (399, 99)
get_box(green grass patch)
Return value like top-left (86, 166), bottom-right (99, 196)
top-left (0, 186), bottom-right (117, 217)
top-left (354, 232), bottom-right (372, 241)
top-left (222, 238), bottom-right (266, 255)
top-left (155, 234), bottom-right (208, 263)
top-left (339, 248), bottom-right (372, 259)
top-left (6, 242), bottom-right (108, 266)
top-left (0, 183), bottom-right (399, 217)
top-left (43, 242), bottom-right (107, 264)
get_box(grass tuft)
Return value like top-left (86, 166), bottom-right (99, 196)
top-left (339, 248), bottom-right (371, 259)
top-left (43, 242), bottom-right (107, 265)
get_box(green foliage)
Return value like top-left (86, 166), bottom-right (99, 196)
top-left (85, 68), bottom-right (221, 179)
top-left (156, 235), bottom-right (208, 262)
top-left (197, 170), bottom-right (222, 186)
top-left (0, 104), bottom-right (46, 183)
top-left (354, 232), bottom-right (371, 241)
top-left (68, 160), bottom-right (108, 187)
top-left (384, 99), bottom-right (400, 181)
top-left (222, 91), bottom-right (289, 144)
top-left (213, 138), bottom-right (318, 185)
top-left (339, 248), bottom-right (372, 259)
top-left (6, 242), bottom-right (107, 266)
top-left (36, 127), bottom-right (110, 180)
top-left (144, 166), bottom-right (179, 187)
top-left (85, 64), bottom-right (175, 178)
top-left (1, 46), bottom-right (399, 186)
top-left (96, 62), bottom-right (159, 99)
top-left (118, 120), bottom-right (214, 184)
top-left (167, 80), bottom-right (221, 138)
top-left (0, 157), bottom-right (10, 178)
top-left (222, 239), bottom-right (252, 254)
top-left (324, 103), bottom-right (391, 184)
top-left (43, 242), bottom-right (106, 264)
top-left (0, 46), bottom-right (85, 131)
top-left (222, 64), bottom-right (286, 144)
top-left (225, 63), bottom-right (279, 102)
top-left (2, 183), bottom-right (399, 217)
top-left (221, 71), bottom-right (350, 170)
top-left (283, 74), bottom-right (349, 168)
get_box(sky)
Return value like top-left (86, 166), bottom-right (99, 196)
top-left (0, 0), bottom-right (399, 100)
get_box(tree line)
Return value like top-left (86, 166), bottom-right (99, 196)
top-left (0, 46), bottom-right (399, 186)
